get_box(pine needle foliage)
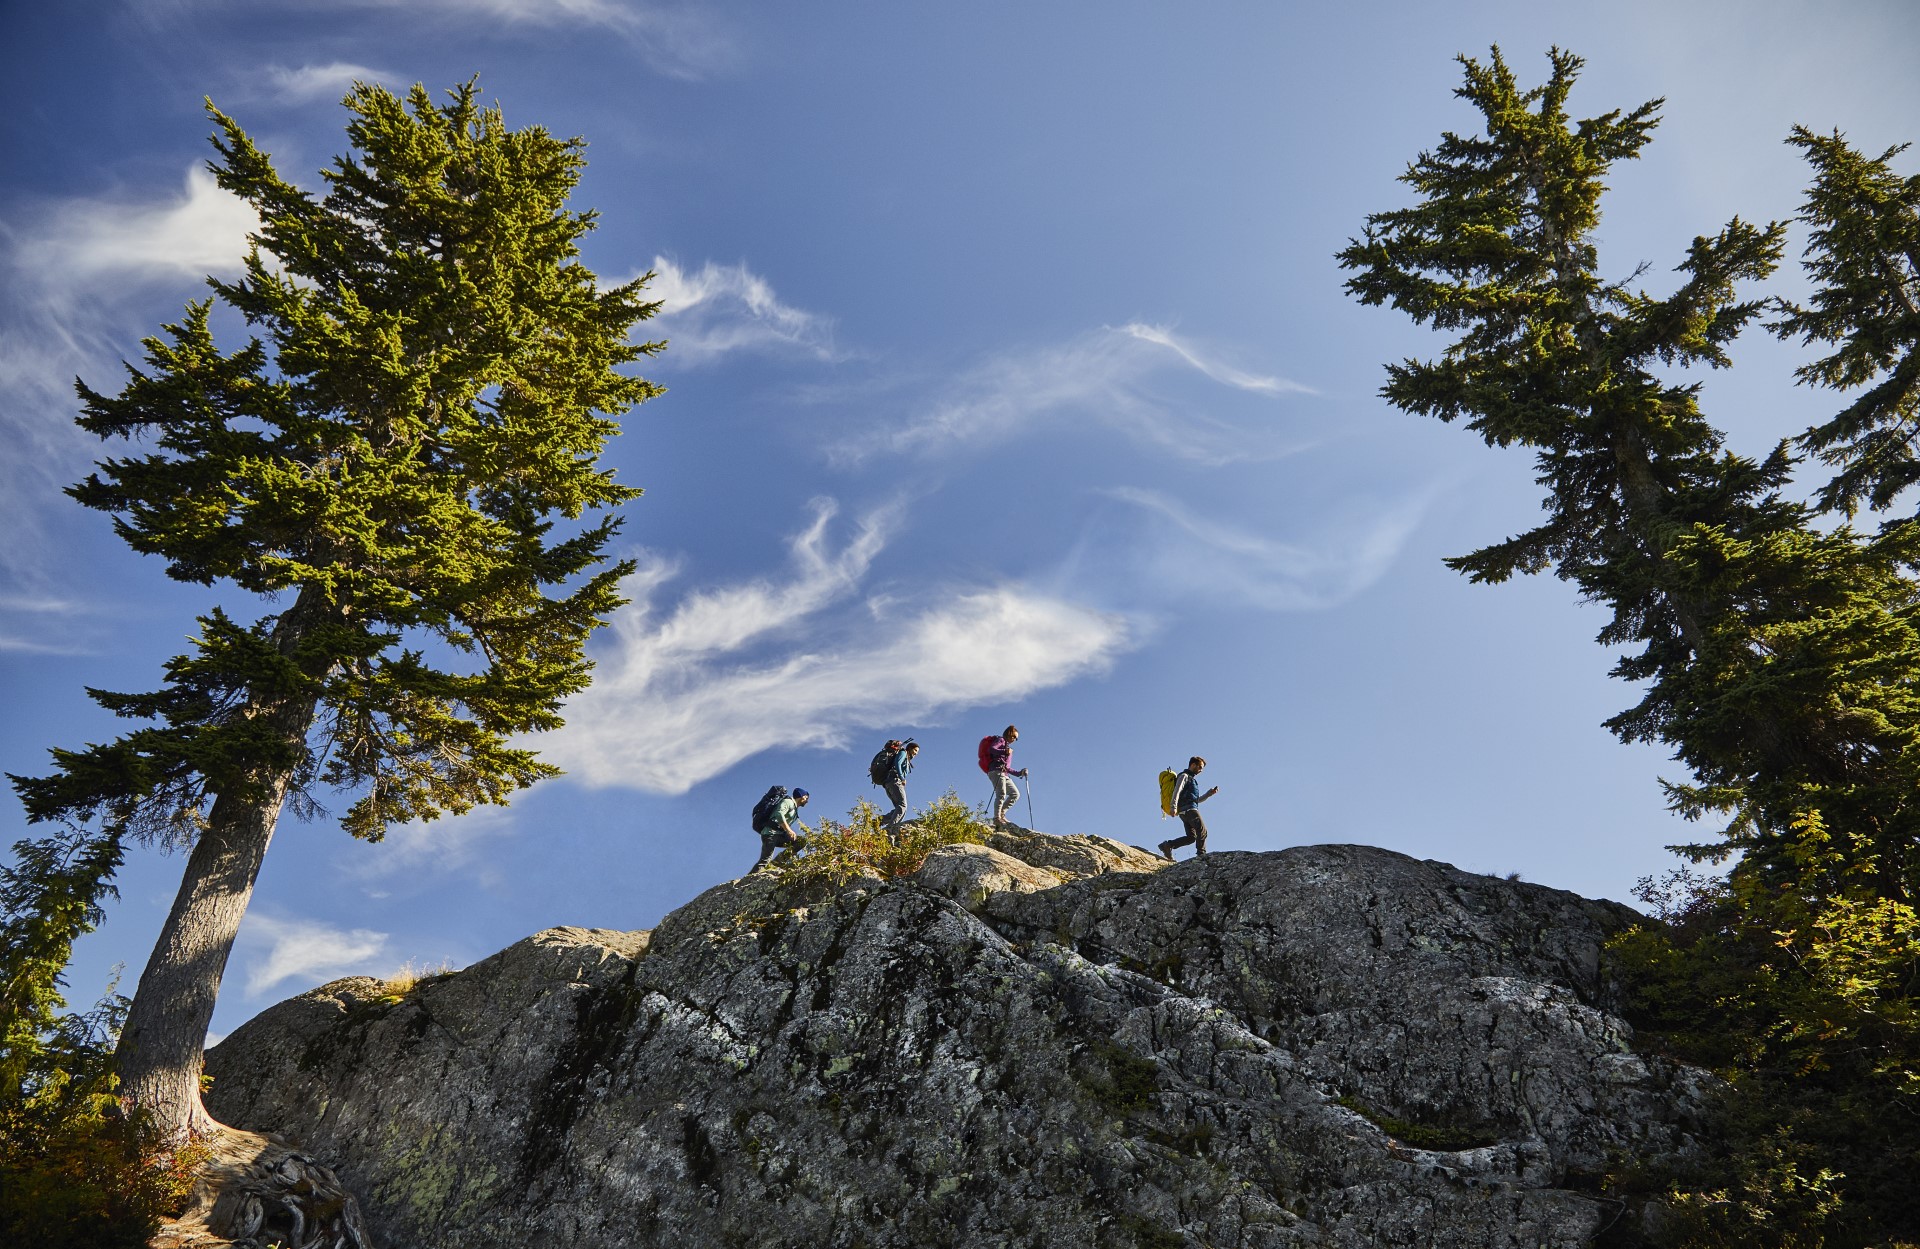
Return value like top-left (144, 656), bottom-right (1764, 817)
top-left (1773, 128), bottom-right (1920, 517)
top-left (1341, 47), bottom-right (1920, 1245)
top-left (13, 80), bottom-right (658, 847)
top-left (3, 79), bottom-right (658, 1146)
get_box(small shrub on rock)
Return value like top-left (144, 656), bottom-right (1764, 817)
top-left (782, 790), bottom-right (989, 888)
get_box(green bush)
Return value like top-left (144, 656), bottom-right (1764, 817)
top-left (0, 996), bottom-right (200, 1249)
top-left (778, 789), bottom-right (990, 888)
top-left (1607, 830), bottom-right (1920, 1248)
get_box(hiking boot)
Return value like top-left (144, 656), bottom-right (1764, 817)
top-left (1157, 841), bottom-right (1177, 862)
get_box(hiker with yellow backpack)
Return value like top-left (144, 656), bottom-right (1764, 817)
top-left (1157, 756), bottom-right (1217, 861)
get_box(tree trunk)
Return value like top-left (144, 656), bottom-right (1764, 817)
top-left (116, 771), bottom-right (299, 1143)
top-left (117, 587), bottom-right (333, 1144)
top-left (117, 585), bottom-right (374, 1243)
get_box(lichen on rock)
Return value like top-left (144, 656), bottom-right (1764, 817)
top-left (206, 838), bottom-right (1707, 1248)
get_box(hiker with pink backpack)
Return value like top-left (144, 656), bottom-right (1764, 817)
top-left (977, 725), bottom-right (1028, 830)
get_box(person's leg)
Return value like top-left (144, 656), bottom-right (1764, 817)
top-left (991, 770), bottom-right (1019, 827)
top-left (1159, 810), bottom-right (1204, 859)
top-left (753, 832), bottom-right (778, 872)
top-left (882, 779), bottom-right (908, 836)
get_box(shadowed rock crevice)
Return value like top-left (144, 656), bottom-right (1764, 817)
top-left (207, 838), bottom-right (1705, 1248)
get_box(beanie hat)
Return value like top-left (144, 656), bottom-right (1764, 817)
top-left (792, 788), bottom-right (810, 799)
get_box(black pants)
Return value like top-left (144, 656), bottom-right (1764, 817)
top-left (1164, 809), bottom-right (1207, 853)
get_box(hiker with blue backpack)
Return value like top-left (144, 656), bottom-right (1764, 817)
top-left (868, 738), bottom-right (919, 839)
top-left (978, 725), bottom-right (1028, 830)
top-left (750, 785), bottom-right (811, 873)
top-left (1158, 756), bottom-right (1217, 861)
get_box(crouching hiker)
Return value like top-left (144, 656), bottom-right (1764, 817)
top-left (977, 725), bottom-right (1027, 830)
top-left (1159, 756), bottom-right (1217, 861)
top-left (751, 785), bottom-right (810, 873)
top-left (868, 738), bottom-right (919, 838)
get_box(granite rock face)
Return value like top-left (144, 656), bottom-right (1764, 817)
top-left (206, 837), bottom-right (1707, 1248)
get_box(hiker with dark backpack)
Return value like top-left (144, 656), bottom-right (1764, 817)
top-left (1158, 756), bottom-right (1217, 861)
top-left (869, 738), bottom-right (919, 839)
top-left (751, 785), bottom-right (811, 873)
top-left (977, 724), bottom-right (1027, 831)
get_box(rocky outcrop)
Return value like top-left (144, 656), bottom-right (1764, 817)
top-left (206, 836), bottom-right (1707, 1248)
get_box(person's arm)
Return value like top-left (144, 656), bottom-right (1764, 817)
top-left (1198, 783), bottom-right (1218, 803)
top-left (1174, 772), bottom-right (1192, 807)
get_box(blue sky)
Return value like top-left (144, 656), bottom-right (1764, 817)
top-left (4, 1), bottom-right (1918, 1039)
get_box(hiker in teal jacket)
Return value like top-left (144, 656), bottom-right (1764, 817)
top-left (879, 740), bottom-right (919, 838)
top-left (753, 787), bottom-right (810, 873)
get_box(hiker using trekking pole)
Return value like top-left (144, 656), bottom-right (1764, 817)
top-left (751, 785), bottom-right (811, 873)
top-left (978, 724), bottom-right (1028, 831)
top-left (869, 738), bottom-right (919, 840)
top-left (1158, 756), bottom-right (1217, 861)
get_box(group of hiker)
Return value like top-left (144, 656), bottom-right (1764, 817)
top-left (748, 725), bottom-right (1220, 874)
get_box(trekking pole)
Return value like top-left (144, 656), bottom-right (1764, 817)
top-left (1025, 773), bottom-right (1036, 831)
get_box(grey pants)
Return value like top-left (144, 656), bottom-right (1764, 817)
top-left (881, 779), bottom-right (908, 834)
top-left (1164, 808), bottom-right (1207, 854)
top-left (754, 828), bottom-right (802, 872)
top-left (989, 769), bottom-right (1019, 826)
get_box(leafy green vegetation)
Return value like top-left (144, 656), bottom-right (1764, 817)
top-left (1341, 46), bottom-right (1920, 1246)
top-left (777, 790), bottom-right (991, 889)
top-left (0, 986), bottom-right (201, 1249)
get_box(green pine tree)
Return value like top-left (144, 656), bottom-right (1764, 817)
top-left (1340, 48), bottom-right (1920, 1243)
top-left (5, 80), bottom-right (659, 1148)
top-left (1773, 127), bottom-right (1920, 516)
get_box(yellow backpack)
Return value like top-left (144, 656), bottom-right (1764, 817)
top-left (1157, 768), bottom-right (1179, 818)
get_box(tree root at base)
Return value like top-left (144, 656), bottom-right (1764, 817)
top-left (152, 1125), bottom-right (374, 1249)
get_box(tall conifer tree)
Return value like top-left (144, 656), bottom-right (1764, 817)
top-left (7, 81), bottom-right (659, 1145)
top-left (1337, 47), bottom-right (1920, 897)
top-left (1340, 48), bottom-right (1920, 1241)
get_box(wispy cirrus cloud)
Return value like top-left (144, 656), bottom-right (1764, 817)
top-left (540, 499), bottom-right (1131, 792)
top-left (644, 256), bottom-right (838, 366)
top-left (1094, 485), bottom-right (1432, 612)
top-left (1120, 323), bottom-right (1314, 396)
top-left (0, 166), bottom-right (258, 579)
top-left (237, 913), bottom-right (390, 998)
top-left (0, 594), bottom-right (108, 656)
top-left (255, 61), bottom-right (401, 104)
top-left (838, 322), bottom-right (1316, 468)
top-left (206, 1), bottom-right (737, 80)
top-left (10, 166), bottom-right (258, 297)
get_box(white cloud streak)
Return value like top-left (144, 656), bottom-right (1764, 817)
top-left (238, 914), bottom-right (390, 998)
top-left (242, 1), bottom-right (736, 79)
top-left (1121, 323), bottom-right (1315, 396)
top-left (849, 323), bottom-right (1316, 467)
top-left (542, 500), bottom-right (1131, 792)
top-left (644, 256), bottom-right (838, 366)
top-left (0, 167), bottom-right (258, 581)
top-left (14, 167), bottom-right (259, 292)
top-left (258, 62), bottom-right (400, 104)
top-left (1098, 485), bottom-right (1431, 612)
